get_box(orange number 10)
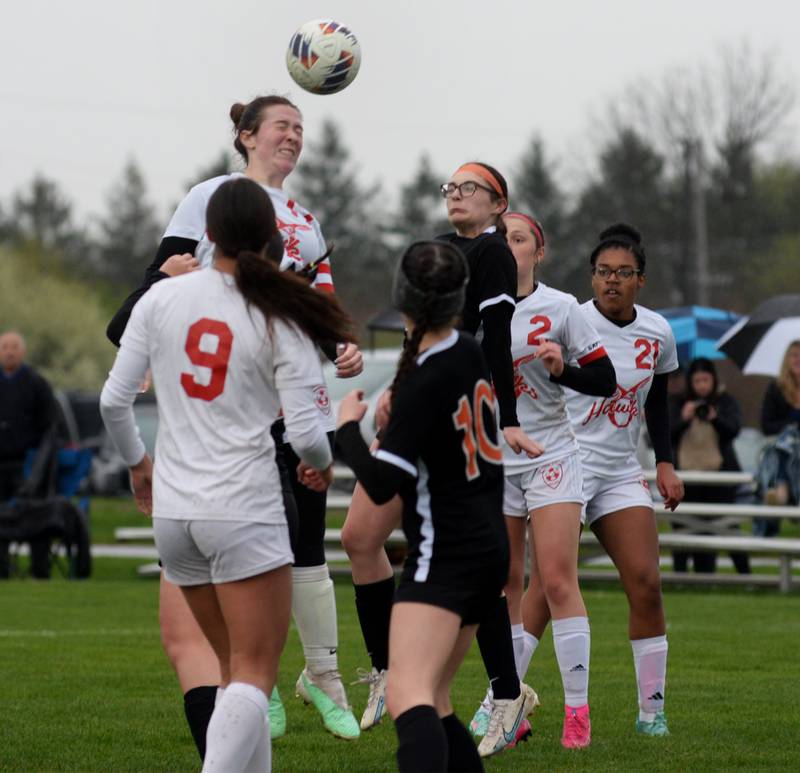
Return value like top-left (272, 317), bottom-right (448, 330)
top-left (452, 380), bottom-right (503, 480)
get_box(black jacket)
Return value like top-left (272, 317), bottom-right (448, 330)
top-left (0, 365), bottom-right (55, 462)
top-left (670, 391), bottom-right (741, 472)
top-left (761, 381), bottom-right (800, 436)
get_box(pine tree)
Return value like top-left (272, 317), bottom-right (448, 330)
top-left (393, 154), bottom-right (449, 244)
top-left (94, 159), bottom-right (161, 288)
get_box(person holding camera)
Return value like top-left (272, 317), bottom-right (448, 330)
top-left (670, 358), bottom-right (749, 573)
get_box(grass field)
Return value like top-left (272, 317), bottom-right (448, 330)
top-left (1, 553), bottom-right (799, 772)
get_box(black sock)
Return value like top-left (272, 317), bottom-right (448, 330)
top-left (354, 576), bottom-right (394, 671)
top-left (476, 596), bottom-right (520, 700)
top-left (442, 714), bottom-right (483, 772)
top-left (395, 705), bottom-right (447, 773)
top-left (183, 685), bottom-right (218, 761)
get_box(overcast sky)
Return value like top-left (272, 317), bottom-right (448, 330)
top-left (1, 0), bottom-right (798, 225)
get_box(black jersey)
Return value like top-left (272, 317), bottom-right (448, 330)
top-left (436, 231), bottom-right (517, 335)
top-left (435, 230), bottom-right (520, 428)
top-left (375, 331), bottom-right (508, 587)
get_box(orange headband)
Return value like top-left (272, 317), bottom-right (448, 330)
top-left (455, 163), bottom-right (505, 199)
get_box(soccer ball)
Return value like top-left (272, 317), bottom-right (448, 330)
top-left (286, 19), bottom-right (361, 95)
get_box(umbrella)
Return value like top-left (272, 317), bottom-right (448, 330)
top-left (658, 306), bottom-right (742, 365)
top-left (717, 295), bottom-right (800, 376)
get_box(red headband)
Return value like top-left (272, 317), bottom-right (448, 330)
top-left (455, 163), bottom-right (505, 199)
top-left (505, 212), bottom-right (545, 248)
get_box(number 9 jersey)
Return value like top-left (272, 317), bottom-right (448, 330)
top-left (118, 268), bottom-right (332, 523)
top-left (566, 302), bottom-right (678, 478)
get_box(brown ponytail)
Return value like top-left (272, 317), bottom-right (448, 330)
top-left (207, 178), bottom-right (355, 346)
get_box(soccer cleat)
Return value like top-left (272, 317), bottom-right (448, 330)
top-left (477, 683), bottom-right (540, 758)
top-left (295, 669), bottom-right (360, 740)
top-left (636, 711), bottom-right (669, 737)
top-left (561, 704), bottom-right (591, 749)
top-left (269, 685), bottom-right (286, 739)
top-left (352, 667), bottom-right (388, 730)
top-left (469, 692), bottom-right (492, 737)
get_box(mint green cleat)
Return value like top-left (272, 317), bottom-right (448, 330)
top-left (469, 692), bottom-right (492, 737)
top-left (636, 711), bottom-right (669, 737)
top-left (296, 669), bottom-right (361, 740)
top-left (269, 686), bottom-right (286, 739)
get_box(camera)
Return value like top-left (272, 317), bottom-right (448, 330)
top-left (695, 401), bottom-right (710, 420)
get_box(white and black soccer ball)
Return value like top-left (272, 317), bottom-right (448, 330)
top-left (286, 19), bottom-right (361, 95)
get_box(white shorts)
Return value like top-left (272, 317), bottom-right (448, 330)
top-left (154, 518), bottom-right (293, 586)
top-left (583, 471), bottom-right (653, 526)
top-left (503, 454), bottom-right (585, 517)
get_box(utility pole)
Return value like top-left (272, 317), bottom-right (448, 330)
top-left (687, 138), bottom-right (711, 306)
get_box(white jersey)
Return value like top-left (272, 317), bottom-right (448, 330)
top-left (164, 172), bottom-right (334, 292)
top-left (567, 302), bottom-right (678, 478)
top-left (115, 269), bottom-right (332, 523)
top-left (503, 283), bottom-right (606, 470)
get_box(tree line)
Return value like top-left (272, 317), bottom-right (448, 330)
top-left (1, 46), bottom-right (797, 389)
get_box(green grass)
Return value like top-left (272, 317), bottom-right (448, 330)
top-left (0, 562), bottom-right (798, 772)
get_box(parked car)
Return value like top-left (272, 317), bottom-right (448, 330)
top-left (321, 348), bottom-right (401, 445)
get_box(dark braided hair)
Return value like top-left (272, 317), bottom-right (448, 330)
top-left (206, 178), bottom-right (355, 346)
top-left (389, 241), bottom-right (469, 404)
top-left (589, 222), bottom-right (647, 273)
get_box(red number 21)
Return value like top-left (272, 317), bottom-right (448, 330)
top-left (634, 338), bottom-right (660, 370)
top-left (180, 318), bottom-right (234, 401)
top-left (452, 380), bottom-right (503, 480)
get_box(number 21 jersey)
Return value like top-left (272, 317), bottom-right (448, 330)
top-left (566, 302), bottom-right (678, 478)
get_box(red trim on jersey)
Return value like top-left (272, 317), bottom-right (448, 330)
top-left (304, 213), bottom-right (314, 222)
top-left (316, 283), bottom-right (335, 294)
top-left (287, 199), bottom-right (296, 209)
top-left (316, 263), bottom-right (332, 274)
top-left (577, 346), bottom-right (608, 366)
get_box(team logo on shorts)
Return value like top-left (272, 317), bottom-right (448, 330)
top-left (313, 385), bottom-right (331, 416)
top-left (542, 463), bottom-right (563, 489)
top-left (641, 477), bottom-right (650, 491)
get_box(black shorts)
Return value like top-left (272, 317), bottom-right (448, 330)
top-left (394, 577), bottom-right (505, 627)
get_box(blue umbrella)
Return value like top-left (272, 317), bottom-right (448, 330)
top-left (657, 306), bottom-right (742, 365)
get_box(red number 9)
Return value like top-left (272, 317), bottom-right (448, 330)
top-left (180, 318), bottom-right (233, 401)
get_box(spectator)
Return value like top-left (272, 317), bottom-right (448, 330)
top-left (670, 358), bottom-right (750, 574)
top-left (754, 341), bottom-right (800, 537)
top-left (0, 331), bottom-right (56, 578)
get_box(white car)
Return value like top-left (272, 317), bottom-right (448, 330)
top-left (322, 348), bottom-right (401, 444)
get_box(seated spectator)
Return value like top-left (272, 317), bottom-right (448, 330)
top-left (670, 358), bottom-right (750, 574)
top-left (754, 341), bottom-right (800, 537)
top-left (0, 331), bottom-right (56, 579)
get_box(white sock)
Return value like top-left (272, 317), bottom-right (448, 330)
top-left (292, 564), bottom-right (338, 674)
top-left (518, 631), bottom-right (539, 680)
top-left (552, 616), bottom-right (590, 707)
top-left (215, 687), bottom-right (224, 707)
top-left (631, 635), bottom-right (668, 722)
top-left (511, 623), bottom-right (525, 677)
top-left (243, 717), bottom-right (272, 773)
top-left (203, 682), bottom-right (269, 773)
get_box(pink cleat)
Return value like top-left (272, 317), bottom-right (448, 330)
top-left (509, 718), bottom-right (532, 748)
top-left (561, 704), bottom-right (591, 749)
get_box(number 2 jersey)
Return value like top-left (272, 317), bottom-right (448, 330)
top-left (503, 283), bottom-right (606, 471)
top-left (117, 268), bottom-right (332, 523)
top-left (369, 331), bottom-right (508, 587)
top-left (566, 302), bottom-right (678, 478)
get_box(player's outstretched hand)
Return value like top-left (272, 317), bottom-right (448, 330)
top-left (375, 388), bottom-right (392, 431)
top-left (503, 426), bottom-right (545, 458)
top-left (298, 462), bottom-right (334, 492)
top-left (532, 339), bottom-right (564, 377)
top-left (657, 462), bottom-right (684, 511)
top-left (160, 253), bottom-right (200, 277)
top-left (335, 343), bottom-right (364, 378)
top-left (337, 389), bottom-right (368, 428)
top-left (129, 454), bottom-right (154, 515)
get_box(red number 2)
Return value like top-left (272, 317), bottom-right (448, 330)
top-left (180, 318), bottom-right (234, 401)
top-left (452, 380), bottom-right (503, 481)
top-left (527, 315), bottom-right (552, 346)
top-left (634, 338), bottom-right (660, 370)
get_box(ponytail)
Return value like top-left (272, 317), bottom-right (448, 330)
top-left (235, 250), bottom-right (355, 346)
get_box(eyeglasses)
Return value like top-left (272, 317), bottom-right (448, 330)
top-left (440, 181), bottom-right (496, 199)
top-left (592, 266), bottom-right (641, 280)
